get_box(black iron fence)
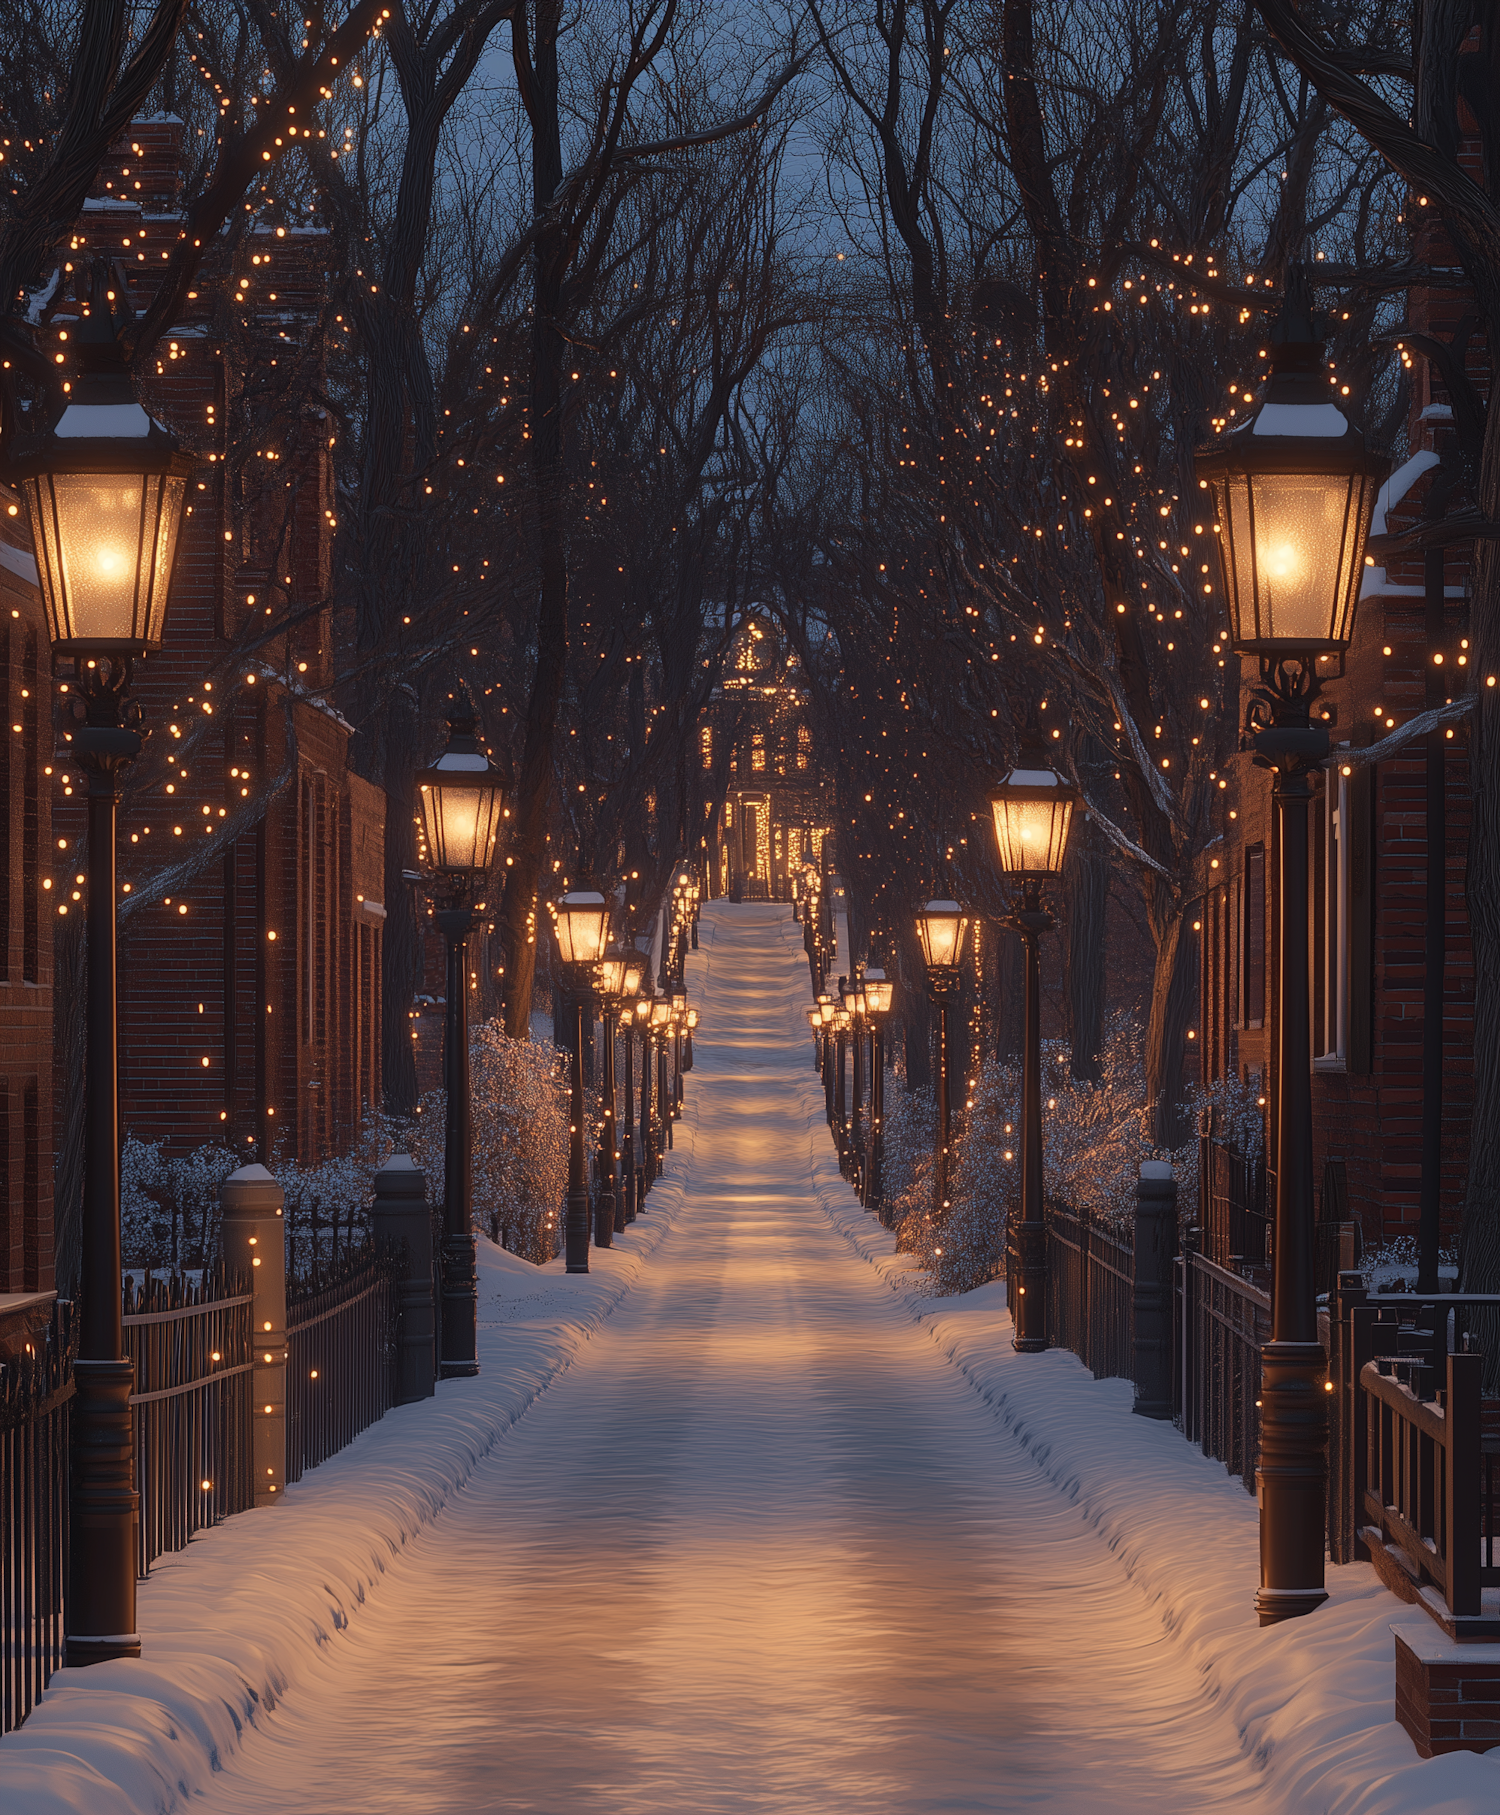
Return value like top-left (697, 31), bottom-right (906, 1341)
top-left (1174, 1247), bottom-right (1270, 1496)
top-left (1044, 1203), bottom-right (1133, 1383)
top-left (1, 1300), bottom-right (75, 1737)
top-left (3, 1234), bottom-right (403, 1736)
top-left (124, 1268), bottom-right (255, 1577)
top-left (1199, 1133), bottom-right (1269, 1271)
top-left (286, 1242), bottom-right (398, 1483)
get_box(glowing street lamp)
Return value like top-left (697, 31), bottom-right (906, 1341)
top-left (862, 968), bottom-right (893, 1218)
top-left (3, 268), bottom-right (193, 1669)
top-left (1195, 263), bottom-right (1387, 1627)
top-left (553, 889), bottom-right (611, 1272)
top-left (418, 701), bottom-right (508, 1376)
top-left (989, 755), bottom-right (1078, 1354)
top-left (594, 946), bottom-right (645, 1243)
top-left (916, 902), bottom-right (968, 1221)
top-left (416, 712), bottom-right (508, 876)
top-left (914, 899), bottom-right (969, 974)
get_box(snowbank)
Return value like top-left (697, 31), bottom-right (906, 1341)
top-left (787, 919), bottom-right (1500, 1815)
top-left (0, 1174), bottom-right (692, 1814)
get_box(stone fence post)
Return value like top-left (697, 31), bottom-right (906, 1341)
top-left (220, 1163), bottom-right (287, 1504)
top-left (371, 1154), bottom-right (435, 1404)
top-left (1132, 1159), bottom-right (1176, 1421)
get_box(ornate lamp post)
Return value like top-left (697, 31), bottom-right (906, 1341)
top-left (806, 1003), bottom-right (823, 1070)
top-left (417, 703), bottom-right (509, 1374)
top-left (841, 975), bottom-right (866, 1192)
top-left (989, 757), bottom-right (1077, 1354)
top-left (817, 993), bottom-right (837, 1127)
top-left (595, 946), bottom-right (645, 1241)
top-left (832, 1000), bottom-right (853, 1167)
top-left (915, 901), bottom-right (969, 1222)
top-left (684, 1004), bottom-right (699, 1072)
top-left (5, 273), bottom-right (192, 1667)
top-left (670, 985), bottom-right (688, 1115)
top-left (1195, 266), bottom-right (1385, 1626)
top-left (552, 888), bottom-right (611, 1272)
top-left (649, 996), bottom-right (673, 1164)
top-left (863, 968), bottom-right (893, 1216)
top-left (635, 993), bottom-right (656, 1197)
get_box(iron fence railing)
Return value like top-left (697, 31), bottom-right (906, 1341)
top-left (1175, 1248), bottom-right (1270, 1495)
top-left (286, 1243), bottom-right (398, 1484)
top-left (124, 1268), bottom-right (255, 1578)
top-left (1199, 1135), bottom-right (1269, 1272)
top-left (1045, 1204), bottom-right (1133, 1383)
top-left (1, 1299), bottom-right (74, 1737)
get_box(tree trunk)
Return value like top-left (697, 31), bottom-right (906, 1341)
top-left (498, 0), bottom-right (568, 1041)
top-left (380, 684), bottom-right (421, 1114)
top-left (1142, 907), bottom-right (1196, 1148)
top-left (1063, 835), bottom-right (1108, 1082)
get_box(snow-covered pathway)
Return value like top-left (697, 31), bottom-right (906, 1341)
top-left (184, 901), bottom-right (1261, 1814)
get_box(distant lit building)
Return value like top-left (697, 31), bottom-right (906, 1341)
top-left (705, 614), bottom-right (832, 899)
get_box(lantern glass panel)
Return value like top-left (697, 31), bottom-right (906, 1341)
top-left (1208, 466), bottom-right (1380, 653)
top-left (989, 773), bottom-right (1075, 876)
top-left (622, 954), bottom-right (646, 996)
top-left (650, 999), bottom-right (672, 1028)
top-left (554, 891), bottom-right (610, 966)
top-left (598, 954), bottom-right (628, 998)
top-left (863, 970), bottom-right (893, 1014)
top-left (23, 468), bottom-right (186, 651)
top-left (916, 901), bottom-right (968, 970)
top-left (419, 755), bottom-right (505, 874)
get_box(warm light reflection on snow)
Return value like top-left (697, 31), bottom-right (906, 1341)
top-left (188, 904), bottom-right (1261, 1814)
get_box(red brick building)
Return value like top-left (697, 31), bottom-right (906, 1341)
top-left (0, 546), bottom-right (53, 1293)
top-left (0, 118), bottom-right (386, 1286)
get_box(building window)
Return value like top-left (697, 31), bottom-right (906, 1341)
top-left (797, 725), bottom-right (810, 772)
top-left (751, 732), bottom-right (766, 773)
top-left (700, 725), bottom-right (712, 770)
top-left (1313, 763), bottom-right (1350, 1068)
top-left (1243, 845), bottom-right (1265, 1030)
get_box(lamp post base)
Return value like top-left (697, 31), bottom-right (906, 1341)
top-left (1255, 1338), bottom-right (1329, 1624)
top-left (65, 1357), bottom-right (141, 1667)
top-left (565, 1188), bottom-right (591, 1273)
top-left (439, 1233), bottom-right (480, 1378)
top-left (1011, 1222), bottom-right (1048, 1352)
top-left (595, 1188), bottom-right (615, 1248)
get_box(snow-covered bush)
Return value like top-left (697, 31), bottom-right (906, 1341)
top-left (893, 1015), bottom-right (1265, 1295)
top-left (121, 1137), bottom-right (239, 1270)
top-left (122, 1027), bottom-right (573, 1276)
top-left (469, 1022), bottom-right (569, 1263)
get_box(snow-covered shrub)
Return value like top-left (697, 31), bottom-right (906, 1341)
top-left (120, 1137), bottom-right (239, 1270)
top-left (122, 1027), bottom-right (573, 1276)
top-left (470, 1022), bottom-right (568, 1263)
top-left (894, 1014), bottom-right (1262, 1295)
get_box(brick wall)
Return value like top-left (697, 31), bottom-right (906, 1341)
top-left (0, 555), bottom-right (53, 1292)
top-left (7, 116), bottom-right (386, 1212)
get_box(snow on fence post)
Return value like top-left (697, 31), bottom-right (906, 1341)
top-left (1132, 1160), bottom-right (1176, 1421)
top-left (220, 1163), bottom-right (287, 1504)
top-left (371, 1154), bottom-right (435, 1404)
